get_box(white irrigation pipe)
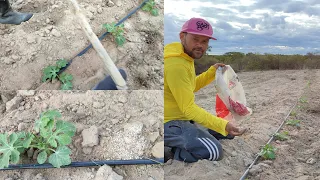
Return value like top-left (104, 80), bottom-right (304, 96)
top-left (69, 0), bottom-right (128, 90)
top-left (239, 93), bottom-right (303, 180)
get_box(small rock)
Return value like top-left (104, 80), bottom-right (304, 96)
top-left (212, 161), bottom-right (219, 165)
top-left (306, 158), bottom-right (316, 164)
top-left (263, 160), bottom-right (273, 165)
top-left (3, 57), bottom-right (15, 64)
top-left (46, 18), bottom-right (50, 24)
top-left (6, 96), bottom-right (23, 111)
top-left (231, 151), bottom-right (237, 157)
top-left (95, 165), bottom-right (123, 180)
top-left (106, 0), bottom-right (115, 7)
top-left (27, 36), bottom-right (36, 44)
top-left (258, 163), bottom-right (270, 168)
top-left (243, 158), bottom-right (252, 167)
top-left (34, 96), bottom-right (40, 101)
top-left (12, 55), bottom-right (19, 60)
top-left (42, 103), bottom-right (48, 109)
top-left (18, 106), bottom-right (25, 111)
top-left (82, 147), bottom-right (93, 154)
top-left (93, 102), bottom-right (105, 109)
top-left (51, 29), bottom-right (61, 37)
top-left (151, 141), bottom-right (164, 158)
top-left (82, 126), bottom-right (99, 147)
top-left (18, 90), bottom-right (35, 96)
top-left (34, 173), bottom-right (46, 180)
top-left (297, 158), bottom-right (306, 163)
top-left (20, 101), bottom-right (25, 106)
top-left (249, 164), bottom-right (262, 176)
top-left (118, 96), bottom-right (127, 103)
top-left (123, 122), bottom-right (143, 135)
top-left (18, 123), bottom-right (27, 131)
top-left (27, 148), bottom-right (34, 158)
top-left (148, 132), bottom-right (159, 143)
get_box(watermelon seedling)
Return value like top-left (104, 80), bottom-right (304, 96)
top-left (0, 110), bottom-right (76, 168)
top-left (273, 131), bottom-right (289, 141)
top-left (42, 59), bottom-right (73, 90)
top-left (290, 110), bottom-right (297, 117)
top-left (286, 119), bottom-right (301, 127)
top-left (142, 0), bottom-right (159, 16)
top-left (259, 144), bottom-right (276, 160)
top-left (299, 97), bottom-right (308, 103)
top-left (103, 22), bottom-right (126, 46)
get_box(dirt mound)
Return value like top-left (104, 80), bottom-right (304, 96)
top-left (0, 0), bottom-right (164, 90)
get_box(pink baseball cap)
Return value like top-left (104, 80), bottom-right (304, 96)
top-left (180, 17), bottom-right (217, 40)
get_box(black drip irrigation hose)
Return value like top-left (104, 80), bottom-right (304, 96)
top-left (239, 94), bottom-right (303, 180)
top-left (58, 0), bottom-right (150, 74)
top-left (0, 158), bottom-right (164, 170)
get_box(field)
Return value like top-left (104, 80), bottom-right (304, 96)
top-left (0, 0), bottom-right (164, 90)
top-left (165, 69), bottom-right (320, 180)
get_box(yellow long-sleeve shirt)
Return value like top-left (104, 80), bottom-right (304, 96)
top-left (164, 42), bottom-right (229, 136)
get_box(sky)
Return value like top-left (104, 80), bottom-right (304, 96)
top-left (164, 0), bottom-right (320, 55)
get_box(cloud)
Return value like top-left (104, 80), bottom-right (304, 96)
top-left (164, 0), bottom-right (320, 54)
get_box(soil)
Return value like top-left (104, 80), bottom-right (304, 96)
top-left (0, 90), bottom-right (164, 180)
top-left (0, 0), bottom-right (164, 90)
top-left (164, 69), bottom-right (320, 180)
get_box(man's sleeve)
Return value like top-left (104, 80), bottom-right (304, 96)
top-left (166, 65), bottom-right (228, 136)
top-left (194, 66), bottom-right (216, 92)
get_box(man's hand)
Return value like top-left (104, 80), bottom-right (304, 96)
top-left (225, 122), bottom-right (246, 136)
top-left (213, 63), bottom-right (225, 70)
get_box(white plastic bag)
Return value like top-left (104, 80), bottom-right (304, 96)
top-left (214, 65), bottom-right (252, 121)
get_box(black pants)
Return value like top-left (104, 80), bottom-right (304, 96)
top-left (164, 120), bottom-right (223, 162)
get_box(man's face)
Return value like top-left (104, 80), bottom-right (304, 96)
top-left (180, 32), bottom-right (210, 59)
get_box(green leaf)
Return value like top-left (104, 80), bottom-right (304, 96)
top-left (115, 35), bottom-right (125, 46)
top-left (43, 66), bottom-right (59, 82)
top-left (142, 5), bottom-right (152, 11)
top-left (0, 133), bottom-right (21, 168)
top-left (14, 132), bottom-right (32, 152)
top-left (59, 73), bottom-right (73, 84)
top-left (56, 59), bottom-right (68, 69)
top-left (47, 137), bottom-right (58, 148)
top-left (56, 134), bottom-right (72, 146)
top-left (151, 8), bottom-right (159, 16)
top-left (37, 151), bottom-right (47, 164)
top-left (23, 133), bottom-right (34, 148)
top-left (42, 120), bottom-right (75, 148)
top-left (48, 146), bottom-right (72, 168)
top-left (35, 110), bottom-right (61, 133)
top-left (103, 23), bottom-right (116, 33)
top-left (42, 110), bottom-right (62, 120)
top-left (61, 81), bottom-right (73, 90)
top-left (55, 121), bottom-right (76, 137)
top-left (286, 119), bottom-right (301, 127)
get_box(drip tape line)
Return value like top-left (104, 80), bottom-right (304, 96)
top-left (0, 158), bottom-right (164, 170)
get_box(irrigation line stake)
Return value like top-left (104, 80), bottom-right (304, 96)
top-left (239, 93), bottom-right (304, 180)
top-left (69, 0), bottom-right (128, 90)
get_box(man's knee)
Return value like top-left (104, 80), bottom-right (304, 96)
top-left (197, 137), bottom-right (223, 161)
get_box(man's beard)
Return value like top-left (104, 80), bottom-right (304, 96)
top-left (182, 41), bottom-right (204, 59)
